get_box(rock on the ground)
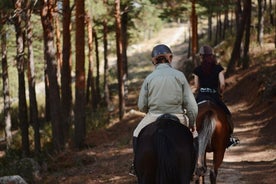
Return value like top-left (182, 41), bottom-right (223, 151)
top-left (0, 175), bottom-right (27, 184)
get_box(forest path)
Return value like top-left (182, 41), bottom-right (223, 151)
top-left (43, 24), bottom-right (276, 184)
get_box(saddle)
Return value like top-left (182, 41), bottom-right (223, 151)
top-left (156, 113), bottom-right (180, 123)
top-left (138, 114), bottom-right (181, 138)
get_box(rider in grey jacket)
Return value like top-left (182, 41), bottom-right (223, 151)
top-left (129, 44), bottom-right (198, 176)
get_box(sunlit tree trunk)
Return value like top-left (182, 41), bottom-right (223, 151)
top-left (54, 12), bottom-right (62, 84)
top-left (26, 0), bottom-right (40, 154)
top-left (121, 11), bottom-right (128, 77)
top-left (115, 0), bottom-right (125, 119)
top-left (41, 0), bottom-right (64, 152)
top-left (74, 0), bottom-right (86, 149)
top-left (1, 23), bottom-right (12, 149)
top-left (121, 10), bottom-right (129, 99)
top-left (85, 13), bottom-right (95, 108)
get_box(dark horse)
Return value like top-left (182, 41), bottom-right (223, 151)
top-left (194, 100), bottom-right (231, 184)
top-left (134, 114), bottom-right (196, 184)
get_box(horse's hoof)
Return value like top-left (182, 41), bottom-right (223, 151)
top-left (209, 170), bottom-right (217, 184)
top-left (196, 166), bottom-right (207, 177)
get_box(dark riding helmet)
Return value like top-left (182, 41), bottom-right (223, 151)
top-left (151, 44), bottom-right (173, 64)
top-left (199, 45), bottom-right (213, 55)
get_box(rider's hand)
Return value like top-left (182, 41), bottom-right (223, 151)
top-left (189, 125), bottom-right (196, 132)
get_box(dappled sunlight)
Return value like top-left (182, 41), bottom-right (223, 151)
top-left (225, 144), bottom-right (275, 161)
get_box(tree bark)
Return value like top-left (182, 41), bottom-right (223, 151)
top-left (93, 30), bottom-right (101, 108)
top-left (74, 0), bottom-right (86, 149)
top-left (226, 0), bottom-right (245, 76)
top-left (115, 0), bottom-right (125, 119)
top-left (103, 6), bottom-right (111, 117)
top-left (242, 0), bottom-right (252, 69)
top-left (61, 0), bottom-right (72, 143)
top-left (190, 0), bottom-right (198, 66)
top-left (121, 10), bottom-right (129, 100)
top-left (208, 14), bottom-right (212, 41)
top-left (41, 0), bottom-right (64, 152)
top-left (14, 0), bottom-right (30, 156)
top-left (1, 23), bottom-right (12, 149)
top-left (223, 0), bottom-right (229, 40)
top-left (26, 0), bottom-right (40, 154)
top-left (54, 13), bottom-right (62, 84)
top-left (85, 13), bottom-right (95, 108)
top-left (257, 0), bottom-right (265, 46)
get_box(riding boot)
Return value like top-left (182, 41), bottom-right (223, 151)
top-left (226, 114), bottom-right (234, 134)
top-left (226, 115), bottom-right (240, 148)
top-left (129, 137), bottom-right (138, 176)
top-left (193, 136), bottom-right (199, 168)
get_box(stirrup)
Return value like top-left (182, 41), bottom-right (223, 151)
top-left (129, 164), bottom-right (136, 177)
top-left (227, 137), bottom-right (240, 148)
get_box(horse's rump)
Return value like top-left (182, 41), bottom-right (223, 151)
top-left (135, 114), bottom-right (196, 184)
top-left (195, 100), bottom-right (231, 183)
top-left (197, 100), bottom-right (230, 134)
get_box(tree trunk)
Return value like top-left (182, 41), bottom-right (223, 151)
top-left (26, 0), bottom-right (40, 154)
top-left (44, 71), bottom-right (51, 122)
top-left (115, 0), bottom-right (125, 119)
top-left (208, 13), bottom-right (212, 41)
top-left (1, 25), bottom-right (12, 149)
top-left (103, 10), bottom-right (111, 117)
top-left (257, 0), bottom-right (265, 46)
top-left (121, 12), bottom-right (128, 77)
top-left (14, 0), bottom-right (30, 156)
top-left (223, 1), bottom-right (229, 40)
top-left (269, 0), bottom-right (274, 25)
top-left (85, 13), bottom-right (95, 108)
top-left (103, 0), bottom-right (112, 117)
top-left (93, 30), bottom-right (101, 108)
top-left (242, 0), bottom-right (252, 69)
top-left (215, 13), bottom-right (219, 45)
top-left (190, 0), bottom-right (198, 66)
top-left (61, 0), bottom-right (72, 142)
top-left (41, 0), bottom-right (64, 152)
top-left (54, 13), bottom-right (62, 84)
top-left (74, 0), bottom-right (86, 149)
top-left (121, 11), bottom-right (129, 100)
top-left (226, 0), bottom-right (245, 76)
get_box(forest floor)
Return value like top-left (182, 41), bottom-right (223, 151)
top-left (43, 24), bottom-right (276, 184)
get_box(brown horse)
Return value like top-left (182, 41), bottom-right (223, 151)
top-left (134, 114), bottom-right (196, 184)
top-left (194, 100), bottom-right (231, 184)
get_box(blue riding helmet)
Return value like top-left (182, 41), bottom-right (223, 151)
top-left (151, 44), bottom-right (172, 58)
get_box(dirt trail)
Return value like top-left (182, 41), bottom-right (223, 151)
top-left (44, 24), bottom-right (276, 184)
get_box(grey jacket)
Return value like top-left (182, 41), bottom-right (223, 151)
top-left (138, 63), bottom-right (198, 127)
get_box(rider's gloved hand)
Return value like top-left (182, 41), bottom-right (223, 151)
top-left (189, 124), bottom-right (198, 138)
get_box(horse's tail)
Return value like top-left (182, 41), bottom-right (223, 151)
top-left (196, 110), bottom-right (216, 176)
top-left (203, 111), bottom-right (216, 139)
top-left (154, 123), bottom-right (178, 184)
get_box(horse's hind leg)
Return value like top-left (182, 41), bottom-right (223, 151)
top-left (193, 175), bottom-right (205, 184)
top-left (210, 170), bottom-right (217, 184)
top-left (210, 151), bottom-right (224, 184)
